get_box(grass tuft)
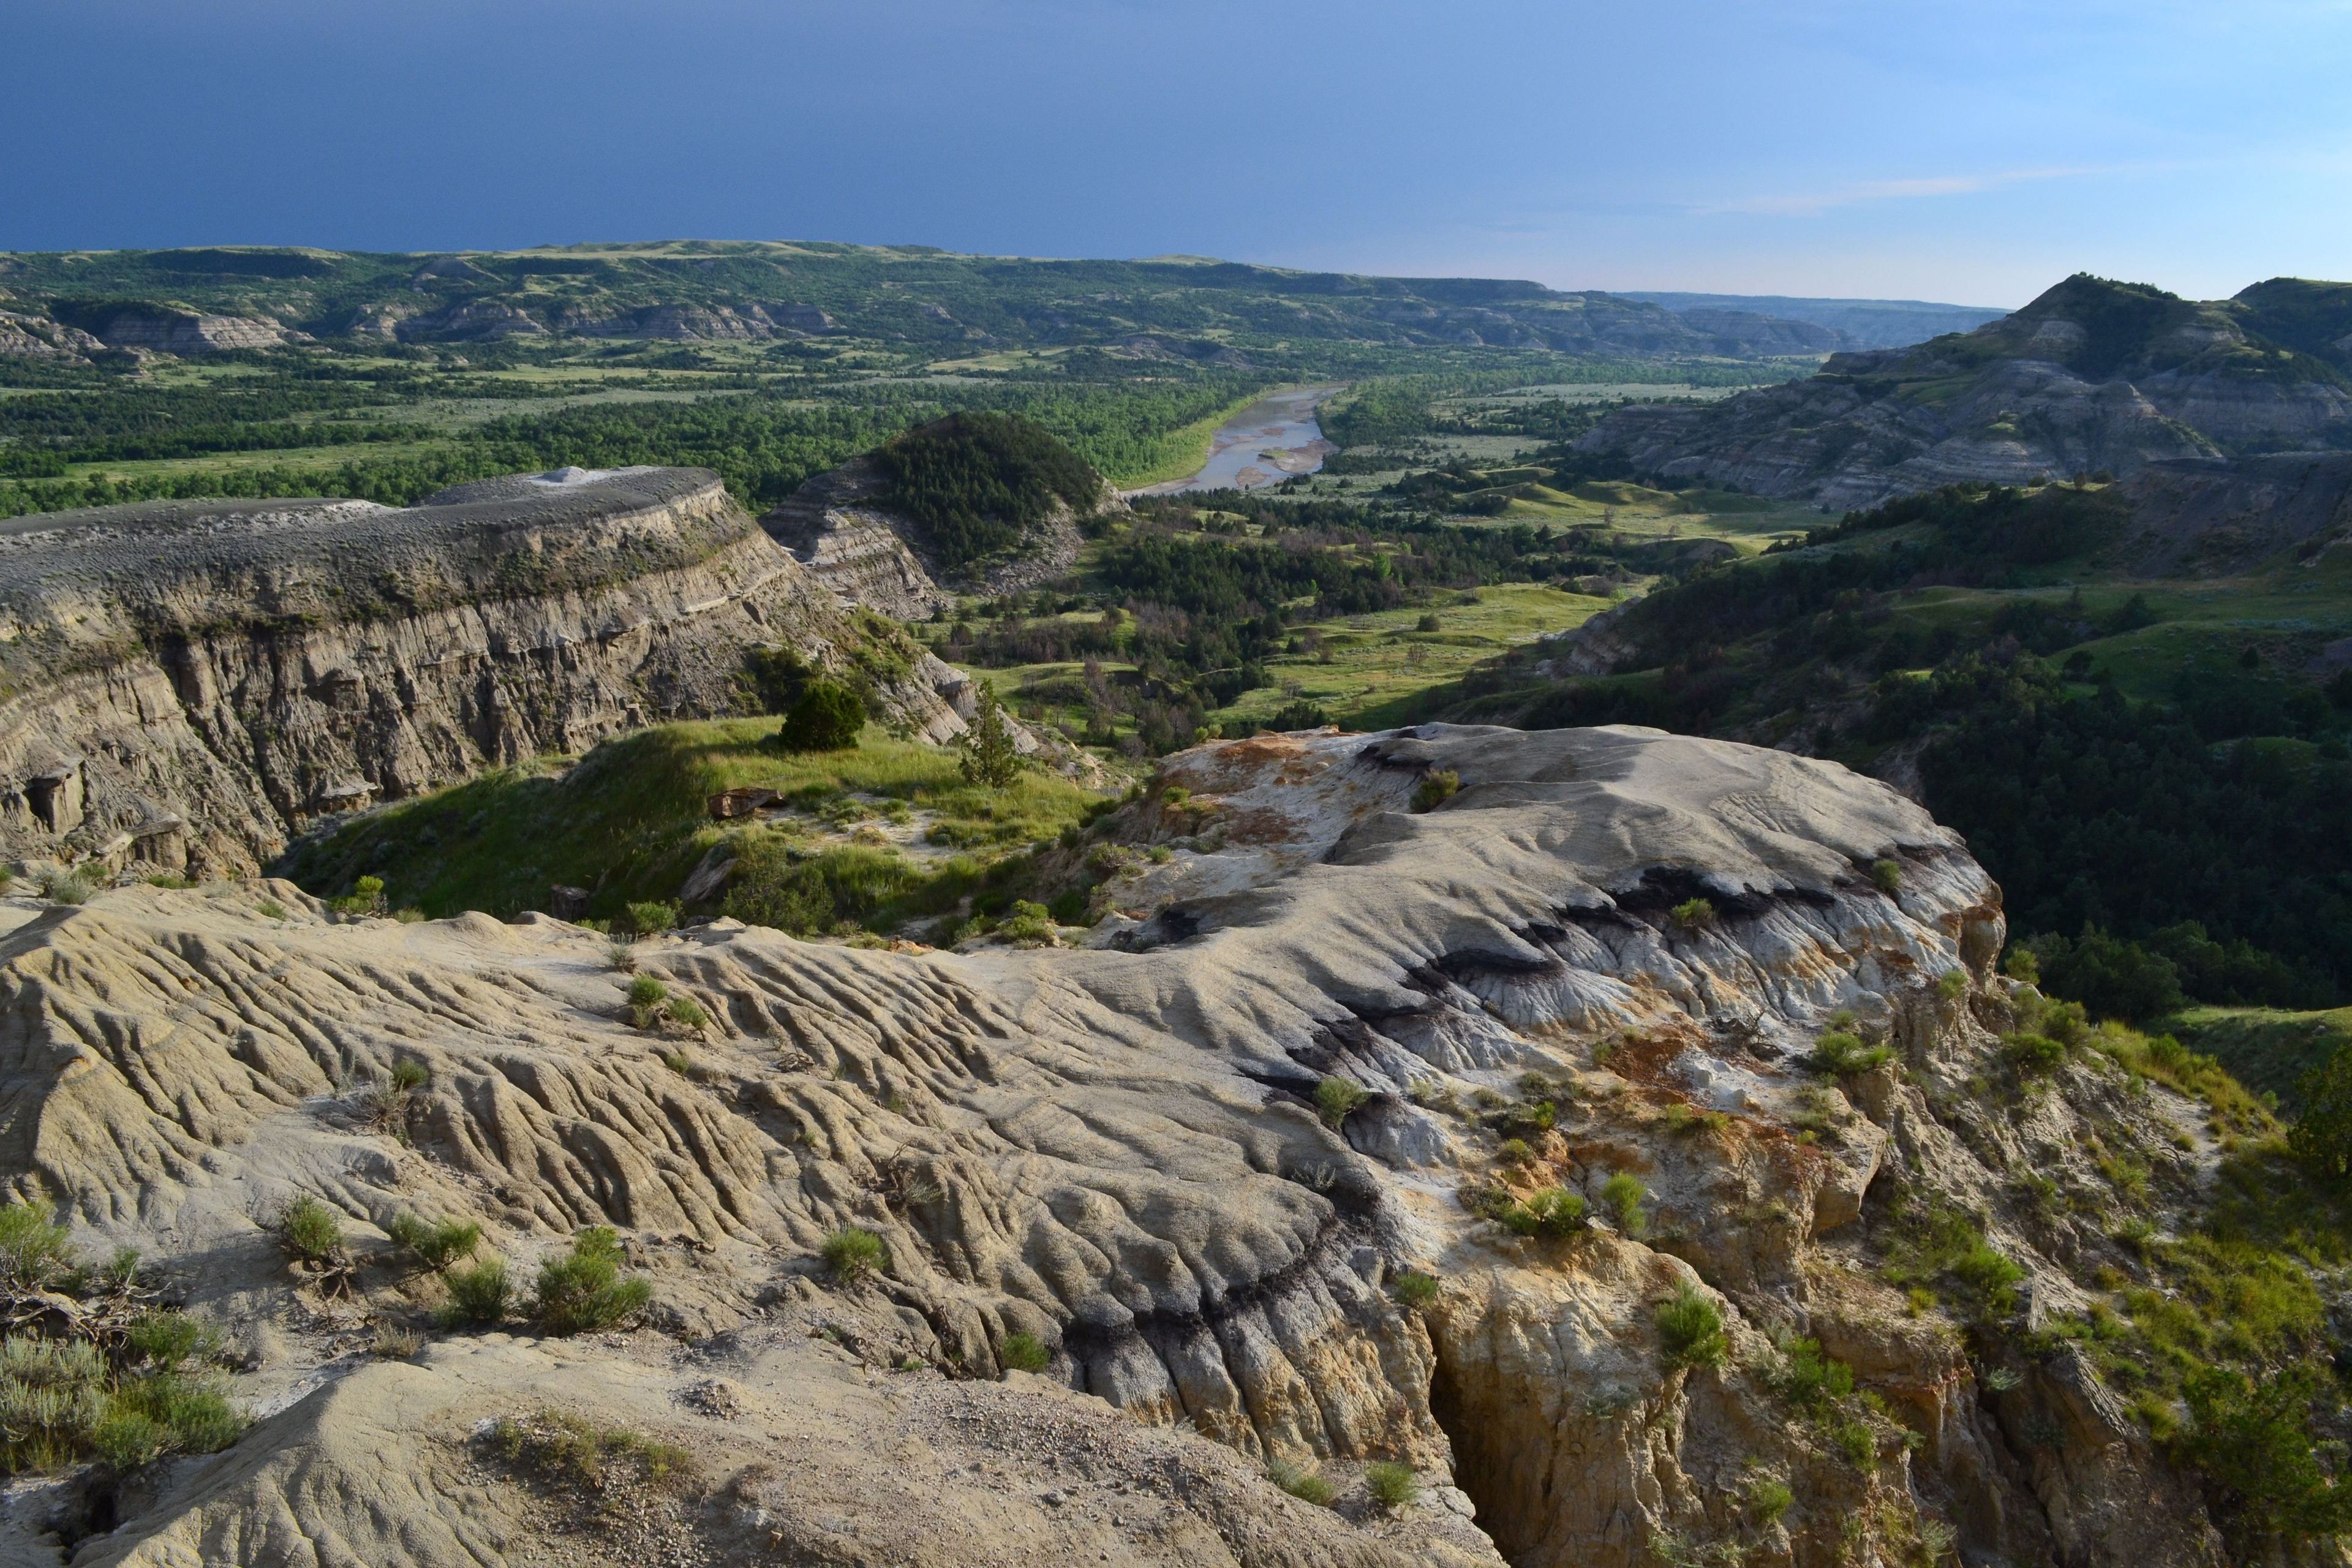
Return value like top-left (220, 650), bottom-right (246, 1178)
top-left (1364, 1460), bottom-right (1419, 1510)
top-left (820, 1226), bottom-right (885, 1283)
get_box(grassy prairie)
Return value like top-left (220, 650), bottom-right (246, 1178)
top-left (2168, 1006), bottom-right (2352, 1109)
top-left (1223, 581), bottom-right (1613, 731)
top-left (278, 718), bottom-right (1109, 926)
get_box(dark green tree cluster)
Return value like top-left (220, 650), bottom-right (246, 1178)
top-left (873, 413), bottom-right (1104, 573)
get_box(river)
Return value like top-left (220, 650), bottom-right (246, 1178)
top-left (1132, 384), bottom-right (1342, 495)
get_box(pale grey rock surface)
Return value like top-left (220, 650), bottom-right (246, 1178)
top-left (0, 724), bottom-right (2236, 1566)
top-left (0, 468), bottom-right (977, 875)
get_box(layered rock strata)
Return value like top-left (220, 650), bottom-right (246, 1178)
top-left (0, 724), bottom-right (2245, 1566)
top-left (1583, 275), bottom-right (2352, 510)
top-left (758, 453), bottom-right (1098, 614)
top-left (0, 467), bottom-right (976, 876)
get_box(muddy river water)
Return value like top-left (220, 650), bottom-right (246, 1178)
top-left (1133, 383), bottom-right (1341, 494)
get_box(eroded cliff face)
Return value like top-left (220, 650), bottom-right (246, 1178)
top-left (757, 453), bottom-right (1096, 616)
top-left (0, 467), bottom-right (974, 876)
top-left (1581, 276), bottom-right (2352, 510)
top-left (0, 725), bottom-right (2258, 1566)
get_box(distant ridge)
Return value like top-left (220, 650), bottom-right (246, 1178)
top-left (1620, 291), bottom-right (2011, 350)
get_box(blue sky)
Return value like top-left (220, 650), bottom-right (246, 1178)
top-left (6, 0), bottom-right (2350, 306)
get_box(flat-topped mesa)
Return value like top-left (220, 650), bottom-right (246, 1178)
top-left (0, 467), bottom-right (973, 876)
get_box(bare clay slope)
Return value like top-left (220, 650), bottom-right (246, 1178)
top-left (0, 725), bottom-right (2244, 1567)
top-left (1581, 274), bottom-right (2352, 509)
top-left (0, 467), bottom-right (979, 878)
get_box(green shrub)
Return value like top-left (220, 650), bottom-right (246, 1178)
top-left (1262, 699), bottom-right (1329, 732)
top-left (1656, 1283), bottom-right (1728, 1370)
top-left (1499, 1098), bottom-right (1556, 1137)
top-left (255, 897), bottom-right (287, 921)
top-left (1936, 969), bottom-right (1968, 1000)
top-left (39, 870), bottom-right (92, 906)
top-left (0, 1202), bottom-right (77, 1291)
top-left (1809, 1031), bottom-right (1894, 1077)
top-left (387, 1060), bottom-right (429, 1093)
top-left (386, 1213), bottom-right (481, 1272)
top-left (723, 839), bottom-right (924, 937)
top-left (2293, 1041), bottom-right (2352, 1180)
top-left (625, 900), bottom-right (679, 937)
top-left (1267, 1456), bottom-right (1336, 1506)
top-left (1496, 1137), bottom-right (1534, 1166)
top-left (779, 680), bottom-right (867, 753)
top-left (997, 900), bottom-right (1058, 946)
top-left (741, 644), bottom-right (813, 715)
top-left (437, 1258), bottom-right (512, 1328)
top-left (126, 1311), bottom-right (219, 1373)
top-left (1600, 1173), bottom-right (1648, 1238)
top-left (1951, 1242), bottom-right (2025, 1308)
top-left (2180, 1365), bottom-right (2352, 1545)
top-left (532, 1227), bottom-right (653, 1336)
top-left (1411, 769), bottom-right (1460, 812)
top-left (0, 1338), bottom-right (107, 1471)
top-left (1769, 1336), bottom-right (1855, 1412)
top-left (1746, 1474), bottom-right (1794, 1525)
top-left (0, 1336), bottom-right (243, 1474)
top-left (110, 1371), bottom-right (241, 1461)
top-left (1392, 1270), bottom-right (1441, 1310)
top-left (664, 995), bottom-right (707, 1030)
top-left (625, 974), bottom-right (670, 1028)
top-left (333, 875), bottom-right (386, 916)
top-left (1871, 858), bottom-right (1903, 893)
top-left (276, 1196), bottom-right (344, 1264)
top-left (1501, 1186), bottom-right (1589, 1239)
top-left (998, 1331), bottom-right (1050, 1374)
top-left (1364, 1460), bottom-right (1419, 1510)
top-left (2002, 946), bottom-right (2041, 984)
top-left (957, 684), bottom-right (1023, 788)
top-left (2002, 1032), bottom-right (2067, 1075)
top-left (821, 1226), bottom-right (885, 1282)
top-left (1836, 1420), bottom-right (1877, 1468)
top-left (1314, 1076), bottom-right (1368, 1127)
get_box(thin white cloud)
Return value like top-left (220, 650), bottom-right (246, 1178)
top-left (1695, 165), bottom-right (2106, 218)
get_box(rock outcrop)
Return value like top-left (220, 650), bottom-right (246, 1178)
top-left (0, 467), bottom-right (978, 876)
top-left (758, 456), bottom-right (959, 620)
top-left (2115, 451), bottom-right (2352, 574)
top-left (0, 310), bottom-right (105, 363)
top-left (758, 453), bottom-right (1101, 614)
top-left (76, 306), bottom-right (288, 355)
top-left (1583, 274), bottom-right (2352, 509)
top-left (0, 723), bottom-right (2256, 1566)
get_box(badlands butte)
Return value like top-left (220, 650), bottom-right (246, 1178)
top-left (0, 459), bottom-right (2330, 1568)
